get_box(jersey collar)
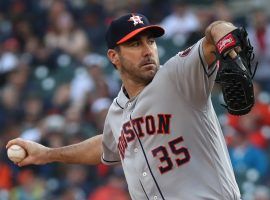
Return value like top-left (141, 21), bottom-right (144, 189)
top-left (115, 86), bottom-right (129, 109)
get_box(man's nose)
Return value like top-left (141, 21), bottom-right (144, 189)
top-left (142, 43), bottom-right (152, 57)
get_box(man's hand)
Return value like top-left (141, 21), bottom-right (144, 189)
top-left (6, 138), bottom-right (51, 167)
top-left (7, 135), bottom-right (103, 166)
top-left (213, 27), bottom-right (257, 115)
top-left (203, 21), bottom-right (257, 115)
top-left (203, 21), bottom-right (237, 65)
top-left (207, 21), bottom-right (237, 44)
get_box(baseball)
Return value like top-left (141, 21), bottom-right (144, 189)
top-left (7, 145), bottom-right (27, 163)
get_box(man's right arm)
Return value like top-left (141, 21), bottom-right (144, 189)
top-left (6, 134), bottom-right (103, 167)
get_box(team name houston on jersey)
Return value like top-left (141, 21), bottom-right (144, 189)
top-left (118, 114), bottom-right (172, 159)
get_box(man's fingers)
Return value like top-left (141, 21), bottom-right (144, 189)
top-left (228, 50), bottom-right (237, 59)
top-left (17, 156), bottom-right (33, 167)
top-left (6, 138), bottom-right (27, 149)
top-left (227, 47), bottom-right (242, 59)
top-left (235, 46), bottom-right (241, 53)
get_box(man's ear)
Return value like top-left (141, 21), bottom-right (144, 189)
top-left (107, 49), bottom-right (119, 69)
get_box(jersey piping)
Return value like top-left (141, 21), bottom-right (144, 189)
top-left (129, 114), bottom-right (166, 200)
top-left (198, 43), bottom-right (217, 77)
top-left (140, 180), bottom-right (150, 200)
top-left (115, 98), bottom-right (124, 109)
top-left (101, 155), bottom-right (121, 163)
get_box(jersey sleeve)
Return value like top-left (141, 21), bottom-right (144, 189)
top-left (101, 115), bottom-right (121, 165)
top-left (164, 38), bottom-right (217, 109)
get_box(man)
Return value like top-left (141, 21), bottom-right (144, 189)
top-left (7, 13), bottom-right (242, 199)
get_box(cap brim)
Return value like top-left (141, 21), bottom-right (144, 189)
top-left (117, 25), bottom-right (165, 45)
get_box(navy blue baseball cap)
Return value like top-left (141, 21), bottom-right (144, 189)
top-left (106, 13), bottom-right (165, 49)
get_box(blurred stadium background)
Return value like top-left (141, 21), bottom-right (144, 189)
top-left (0, 0), bottom-right (270, 199)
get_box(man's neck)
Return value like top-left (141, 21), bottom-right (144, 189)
top-left (122, 80), bottom-right (146, 99)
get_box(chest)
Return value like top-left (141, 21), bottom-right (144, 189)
top-left (112, 82), bottom-right (198, 159)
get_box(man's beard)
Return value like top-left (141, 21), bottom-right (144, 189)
top-left (120, 56), bottom-right (159, 84)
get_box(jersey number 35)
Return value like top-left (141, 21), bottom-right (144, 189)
top-left (151, 136), bottom-right (191, 174)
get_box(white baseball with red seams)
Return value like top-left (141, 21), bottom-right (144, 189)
top-left (7, 144), bottom-right (26, 163)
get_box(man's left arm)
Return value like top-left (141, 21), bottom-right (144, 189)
top-left (203, 21), bottom-right (257, 115)
top-left (203, 21), bottom-right (238, 67)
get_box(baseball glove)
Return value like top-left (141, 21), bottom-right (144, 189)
top-left (215, 27), bottom-right (257, 115)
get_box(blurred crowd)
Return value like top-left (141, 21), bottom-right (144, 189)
top-left (0, 0), bottom-right (270, 199)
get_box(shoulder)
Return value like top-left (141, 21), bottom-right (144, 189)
top-left (163, 39), bottom-right (202, 68)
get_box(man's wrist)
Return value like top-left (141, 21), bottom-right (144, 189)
top-left (45, 147), bottom-right (56, 164)
top-left (211, 21), bottom-right (237, 43)
top-left (205, 21), bottom-right (236, 45)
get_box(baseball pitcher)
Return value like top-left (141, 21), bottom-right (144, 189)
top-left (7, 13), bottom-right (256, 200)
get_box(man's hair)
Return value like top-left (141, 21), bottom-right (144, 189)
top-left (114, 46), bottom-right (120, 52)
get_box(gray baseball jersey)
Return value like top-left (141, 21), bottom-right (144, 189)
top-left (102, 39), bottom-right (241, 200)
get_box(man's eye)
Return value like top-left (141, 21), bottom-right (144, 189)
top-left (149, 39), bottom-right (155, 44)
top-left (130, 41), bottom-right (140, 46)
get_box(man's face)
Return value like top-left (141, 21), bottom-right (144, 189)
top-left (115, 32), bottom-right (160, 85)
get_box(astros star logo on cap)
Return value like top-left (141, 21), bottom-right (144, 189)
top-left (105, 13), bottom-right (164, 49)
top-left (128, 14), bottom-right (144, 26)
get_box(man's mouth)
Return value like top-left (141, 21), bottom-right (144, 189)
top-left (140, 60), bottom-right (155, 67)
